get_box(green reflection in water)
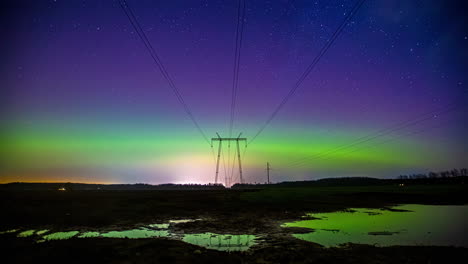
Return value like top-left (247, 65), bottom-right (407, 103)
top-left (169, 219), bottom-right (199, 224)
top-left (36, 230), bottom-right (49, 235)
top-left (17, 230), bottom-right (35, 237)
top-left (43, 231), bottom-right (79, 241)
top-left (182, 233), bottom-right (257, 251)
top-left (148, 223), bottom-right (170, 229)
top-left (78, 232), bottom-right (101, 238)
top-left (100, 228), bottom-right (169, 239)
top-left (0, 229), bottom-right (19, 234)
top-left (283, 204), bottom-right (468, 247)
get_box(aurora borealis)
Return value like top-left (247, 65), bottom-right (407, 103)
top-left (1, 0), bottom-right (467, 184)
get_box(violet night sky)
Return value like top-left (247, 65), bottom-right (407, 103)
top-left (1, 0), bottom-right (467, 184)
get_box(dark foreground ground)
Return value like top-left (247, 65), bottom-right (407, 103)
top-left (1, 183), bottom-right (467, 263)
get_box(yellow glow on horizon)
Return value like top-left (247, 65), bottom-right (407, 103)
top-left (0, 174), bottom-right (118, 184)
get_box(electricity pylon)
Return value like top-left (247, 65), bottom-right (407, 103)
top-left (266, 162), bottom-right (271, 184)
top-left (211, 133), bottom-right (247, 186)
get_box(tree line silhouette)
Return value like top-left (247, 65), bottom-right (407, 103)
top-left (0, 168), bottom-right (466, 190)
top-left (398, 168), bottom-right (467, 179)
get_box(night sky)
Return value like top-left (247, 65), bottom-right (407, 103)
top-left (1, 0), bottom-right (467, 185)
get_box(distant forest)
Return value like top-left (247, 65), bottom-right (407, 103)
top-left (397, 168), bottom-right (467, 179)
top-left (0, 182), bottom-right (226, 191)
top-left (0, 168), bottom-right (466, 191)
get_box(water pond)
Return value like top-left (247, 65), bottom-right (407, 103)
top-left (183, 233), bottom-right (257, 251)
top-left (0, 218), bottom-right (257, 252)
top-left (283, 204), bottom-right (468, 247)
top-left (101, 228), bottom-right (169, 239)
top-left (3, 206), bottom-right (465, 251)
top-left (43, 231), bottom-right (80, 241)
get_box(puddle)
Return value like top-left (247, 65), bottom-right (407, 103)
top-left (101, 228), bottom-right (169, 239)
top-left (0, 229), bottom-right (19, 234)
top-left (36, 230), bottom-right (49, 235)
top-left (9, 207), bottom-right (467, 251)
top-left (283, 204), bottom-right (468, 247)
top-left (169, 219), bottom-right (200, 224)
top-left (17, 230), bottom-right (36, 237)
top-left (43, 231), bottom-right (79, 241)
top-left (78, 232), bottom-right (101, 238)
top-left (0, 218), bottom-right (254, 251)
top-left (148, 223), bottom-right (170, 229)
top-left (182, 233), bottom-right (257, 251)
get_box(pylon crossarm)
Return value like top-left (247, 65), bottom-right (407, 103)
top-left (211, 138), bottom-right (247, 141)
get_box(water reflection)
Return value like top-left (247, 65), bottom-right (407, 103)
top-left (283, 204), bottom-right (468, 247)
top-left (0, 229), bottom-right (18, 234)
top-left (78, 232), bottom-right (100, 238)
top-left (36, 230), bottom-right (49, 235)
top-left (43, 231), bottom-right (79, 241)
top-left (0, 218), bottom-right (255, 251)
top-left (17, 230), bottom-right (35, 237)
top-left (183, 233), bottom-right (257, 251)
top-left (101, 228), bottom-right (169, 239)
top-left (148, 224), bottom-right (169, 229)
top-left (169, 219), bottom-right (200, 224)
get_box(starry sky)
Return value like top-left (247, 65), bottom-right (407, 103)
top-left (1, 0), bottom-right (467, 185)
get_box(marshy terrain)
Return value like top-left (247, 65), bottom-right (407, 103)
top-left (1, 178), bottom-right (467, 263)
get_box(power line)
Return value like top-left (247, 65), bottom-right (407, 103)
top-left (281, 114), bottom-right (459, 173)
top-left (228, 0), bottom-right (247, 183)
top-left (273, 111), bottom-right (459, 176)
top-left (119, 0), bottom-right (210, 145)
top-left (285, 104), bottom-right (457, 168)
top-left (317, 114), bottom-right (459, 163)
top-left (229, 0), bottom-right (246, 138)
top-left (248, 0), bottom-right (367, 145)
top-left (283, 103), bottom-right (459, 169)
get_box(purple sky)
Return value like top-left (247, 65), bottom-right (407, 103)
top-left (1, 0), bottom-right (467, 184)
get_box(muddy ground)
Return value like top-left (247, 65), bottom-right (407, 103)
top-left (1, 184), bottom-right (467, 263)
